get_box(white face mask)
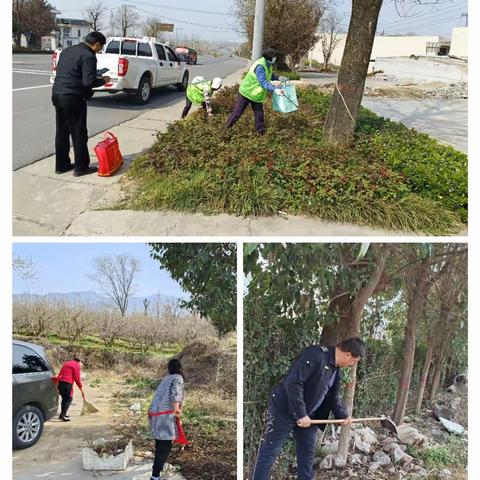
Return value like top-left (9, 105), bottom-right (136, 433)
top-left (271, 57), bottom-right (277, 64)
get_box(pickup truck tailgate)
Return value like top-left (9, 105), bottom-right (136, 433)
top-left (95, 53), bottom-right (120, 77)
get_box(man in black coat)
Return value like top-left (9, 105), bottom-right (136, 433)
top-left (251, 337), bottom-right (367, 480)
top-left (52, 31), bottom-right (110, 176)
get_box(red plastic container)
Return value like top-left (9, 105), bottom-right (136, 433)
top-left (94, 131), bottom-right (124, 177)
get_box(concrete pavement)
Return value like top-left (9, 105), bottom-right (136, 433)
top-left (13, 62), bottom-right (458, 237)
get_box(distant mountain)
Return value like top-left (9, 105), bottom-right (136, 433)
top-left (12, 290), bottom-right (184, 314)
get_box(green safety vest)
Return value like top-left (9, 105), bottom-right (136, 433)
top-left (186, 81), bottom-right (213, 104)
top-left (239, 57), bottom-right (273, 103)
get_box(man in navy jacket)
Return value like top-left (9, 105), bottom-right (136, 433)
top-left (52, 31), bottom-right (110, 176)
top-left (251, 337), bottom-right (367, 480)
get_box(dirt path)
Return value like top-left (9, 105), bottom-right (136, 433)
top-left (13, 372), bottom-right (146, 479)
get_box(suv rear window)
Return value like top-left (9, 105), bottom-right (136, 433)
top-left (138, 43), bottom-right (152, 57)
top-left (13, 345), bottom-right (49, 374)
top-left (105, 41), bottom-right (120, 54)
top-left (121, 40), bottom-right (137, 56)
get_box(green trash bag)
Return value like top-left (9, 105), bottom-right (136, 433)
top-left (272, 81), bottom-right (299, 114)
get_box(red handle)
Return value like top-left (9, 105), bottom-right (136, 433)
top-left (104, 131), bottom-right (116, 141)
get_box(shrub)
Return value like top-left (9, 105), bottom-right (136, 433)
top-left (124, 85), bottom-right (467, 234)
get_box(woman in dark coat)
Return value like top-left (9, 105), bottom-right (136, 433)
top-left (148, 359), bottom-right (186, 480)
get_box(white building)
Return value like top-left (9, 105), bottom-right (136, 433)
top-left (42, 18), bottom-right (92, 51)
top-left (308, 33), bottom-right (450, 68)
top-left (450, 27), bottom-right (468, 59)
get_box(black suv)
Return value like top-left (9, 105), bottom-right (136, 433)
top-left (12, 340), bottom-right (58, 449)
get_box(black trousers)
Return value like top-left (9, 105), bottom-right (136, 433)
top-left (58, 381), bottom-right (73, 417)
top-left (52, 94), bottom-right (90, 172)
top-left (181, 97), bottom-right (206, 118)
top-left (225, 93), bottom-right (265, 134)
top-left (152, 440), bottom-right (173, 477)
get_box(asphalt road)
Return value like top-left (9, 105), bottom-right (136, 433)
top-left (13, 54), bottom-right (246, 170)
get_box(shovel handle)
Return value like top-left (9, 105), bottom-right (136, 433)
top-left (310, 417), bottom-right (386, 425)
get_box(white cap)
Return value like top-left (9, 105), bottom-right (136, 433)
top-left (212, 77), bottom-right (223, 89)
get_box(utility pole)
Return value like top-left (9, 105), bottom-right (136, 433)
top-left (251, 0), bottom-right (265, 61)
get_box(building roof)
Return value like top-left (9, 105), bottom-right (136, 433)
top-left (56, 18), bottom-right (91, 27)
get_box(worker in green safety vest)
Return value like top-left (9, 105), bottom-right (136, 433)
top-left (225, 47), bottom-right (287, 134)
top-left (181, 76), bottom-right (223, 118)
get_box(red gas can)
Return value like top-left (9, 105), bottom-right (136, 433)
top-left (94, 131), bottom-right (124, 176)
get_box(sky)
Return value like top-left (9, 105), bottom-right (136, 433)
top-left (12, 243), bottom-right (188, 299)
top-left (49, 0), bottom-right (468, 43)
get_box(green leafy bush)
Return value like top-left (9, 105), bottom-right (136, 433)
top-left (125, 85), bottom-right (467, 234)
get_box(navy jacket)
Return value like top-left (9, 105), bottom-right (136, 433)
top-left (53, 43), bottom-right (105, 99)
top-left (271, 345), bottom-right (348, 426)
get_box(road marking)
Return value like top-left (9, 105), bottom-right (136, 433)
top-left (13, 69), bottom-right (52, 76)
top-left (13, 84), bottom-right (52, 92)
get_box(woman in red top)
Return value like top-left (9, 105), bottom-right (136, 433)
top-left (56, 357), bottom-right (85, 421)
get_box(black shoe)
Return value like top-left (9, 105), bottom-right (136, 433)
top-left (55, 164), bottom-right (75, 174)
top-left (73, 166), bottom-right (98, 177)
top-left (59, 415), bottom-right (71, 422)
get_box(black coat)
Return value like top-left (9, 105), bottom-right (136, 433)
top-left (271, 345), bottom-right (348, 427)
top-left (52, 43), bottom-right (105, 99)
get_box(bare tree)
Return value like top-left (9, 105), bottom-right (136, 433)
top-left (83, 0), bottom-right (106, 31)
top-left (143, 17), bottom-right (165, 41)
top-left (319, 10), bottom-right (343, 71)
top-left (13, 256), bottom-right (39, 280)
top-left (113, 4), bottom-right (139, 37)
top-left (88, 254), bottom-right (142, 317)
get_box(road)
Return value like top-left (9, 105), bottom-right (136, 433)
top-left (13, 54), bottom-right (246, 170)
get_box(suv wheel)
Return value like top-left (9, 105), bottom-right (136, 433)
top-left (13, 405), bottom-right (44, 449)
top-left (135, 75), bottom-right (151, 104)
top-left (177, 71), bottom-right (189, 92)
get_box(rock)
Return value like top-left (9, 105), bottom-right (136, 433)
top-left (440, 468), bottom-right (452, 479)
top-left (450, 397), bottom-right (462, 411)
top-left (438, 416), bottom-right (465, 435)
top-left (354, 427), bottom-right (377, 453)
top-left (130, 403), bottom-right (142, 412)
top-left (390, 445), bottom-right (413, 465)
top-left (446, 384), bottom-right (457, 393)
top-left (431, 426), bottom-right (448, 443)
top-left (369, 462), bottom-right (381, 472)
top-left (433, 405), bottom-right (456, 421)
top-left (403, 416), bottom-right (411, 422)
top-left (373, 450), bottom-right (391, 465)
top-left (382, 438), bottom-right (397, 452)
top-left (396, 423), bottom-right (426, 446)
top-left (349, 453), bottom-right (366, 465)
top-left (319, 454), bottom-right (335, 470)
top-left (333, 456), bottom-right (347, 468)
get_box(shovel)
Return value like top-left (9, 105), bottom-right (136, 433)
top-left (310, 416), bottom-right (398, 435)
top-left (81, 399), bottom-right (100, 416)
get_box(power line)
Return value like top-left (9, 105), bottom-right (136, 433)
top-left (127, 0), bottom-right (235, 17)
top-left (378, 2), bottom-right (467, 29)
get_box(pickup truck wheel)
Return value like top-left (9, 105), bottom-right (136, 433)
top-left (177, 71), bottom-right (189, 92)
top-left (135, 75), bottom-right (151, 104)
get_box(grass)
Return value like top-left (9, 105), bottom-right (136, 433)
top-left (121, 85), bottom-right (466, 235)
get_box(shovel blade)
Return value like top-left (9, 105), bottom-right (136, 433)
top-left (380, 417), bottom-right (398, 435)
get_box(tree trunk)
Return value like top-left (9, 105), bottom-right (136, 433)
top-left (321, 245), bottom-right (389, 466)
top-left (392, 259), bottom-right (431, 426)
top-left (323, 0), bottom-right (383, 144)
top-left (430, 354), bottom-right (445, 401)
top-left (415, 341), bottom-right (434, 413)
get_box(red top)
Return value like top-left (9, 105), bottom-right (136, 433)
top-left (57, 360), bottom-right (83, 391)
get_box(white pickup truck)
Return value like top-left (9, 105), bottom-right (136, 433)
top-left (51, 37), bottom-right (190, 104)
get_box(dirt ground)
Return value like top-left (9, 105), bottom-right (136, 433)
top-left (12, 371), bottom-right (160, 480)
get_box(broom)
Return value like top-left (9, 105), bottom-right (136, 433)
top-left (81, 399), bottom-right (100, 415)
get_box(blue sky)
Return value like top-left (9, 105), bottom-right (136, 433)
top-left (13, 243), bottom-right (188, 299)
top-left (50, 0), bottom-right (468, 42)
